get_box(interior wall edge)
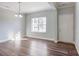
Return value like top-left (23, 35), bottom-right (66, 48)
top-left (25, 35), bottom-right (58, 43)
top-left (75, 43), bottom-right (79, 54)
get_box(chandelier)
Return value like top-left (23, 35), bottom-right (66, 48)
top-left (15, 2), bottom-right (23, 18)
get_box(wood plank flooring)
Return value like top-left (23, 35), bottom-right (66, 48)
top-left (0, 37), bottom-right (78, 56)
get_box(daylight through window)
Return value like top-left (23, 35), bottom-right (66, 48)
top-left (31, 17), bottom-right (46, 32)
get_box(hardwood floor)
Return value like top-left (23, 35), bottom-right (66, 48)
top-left (0, 37), bottom-right (78, 56)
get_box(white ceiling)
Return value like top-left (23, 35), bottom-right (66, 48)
top-left (0, 2), bottom-right (56, 14)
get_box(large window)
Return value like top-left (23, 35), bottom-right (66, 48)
top-left (31, 17), bottom-right (46, 32)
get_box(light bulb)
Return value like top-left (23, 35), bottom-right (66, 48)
top-left (19, 14), bottom-right (23, 18)
top-left (15, 14), bottom-right (23, 18)
top-left (14, 14), bottom-right (18, 17)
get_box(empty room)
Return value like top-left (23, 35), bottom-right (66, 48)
top-left (0, 2), bottom-right (79, 56)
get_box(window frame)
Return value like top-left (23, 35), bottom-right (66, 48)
top-left (31, 17), bottom-right (46, 33)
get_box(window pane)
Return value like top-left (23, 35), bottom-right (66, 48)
top-left (33, 23), bottom-right (38, 28)
top-left (38, 18), bottom-right (43, 24)
top-left (31, 27), bottom-right (34, 32)
top-left (39, 24), bottom-right (43, 32)
top-left (31, 17), bottom-right (46, 32)
top-left (31, 18), bottom-right (39, 32)
top-left (34, 27), bottom-right (38, 32)
top-left (34, 18), bottom-right (38, 24)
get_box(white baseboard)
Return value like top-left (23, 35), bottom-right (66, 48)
top-left (0, 39), bottom-right (9, 43)
top-left (58, 40), bottom-right (75, 44)
top-left (26, 35), bottom-right (57, 43)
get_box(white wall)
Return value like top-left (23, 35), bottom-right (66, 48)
top-left (25, 10), bottom-right (57, 42)
top-left (75, 3), bottom-right (79, 54)
top-left (58, 7), bottom-right (74, 43)
top-left (0, 7), bottom-right (25, 42)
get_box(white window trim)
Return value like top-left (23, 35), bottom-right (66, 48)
top-left (31, 17), bottom-right (46, 33)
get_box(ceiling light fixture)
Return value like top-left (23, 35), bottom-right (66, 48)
top-left (15, 2), bottom-right (23, 18)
